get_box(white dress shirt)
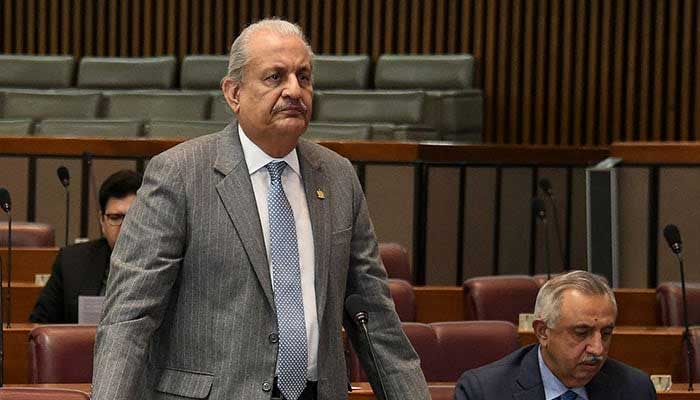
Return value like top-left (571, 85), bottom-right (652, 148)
top-left (238, 126), bottom-right (319, 381)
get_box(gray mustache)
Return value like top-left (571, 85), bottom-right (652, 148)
top-left (582, 355), bottom-right (604, 364)
top-left (273, 101), bottom-right (308, 114)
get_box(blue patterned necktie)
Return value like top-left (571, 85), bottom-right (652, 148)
top-left (559, 390), bottom-right (578, 400)
top-left (266, 161), bottom-right (308, 400)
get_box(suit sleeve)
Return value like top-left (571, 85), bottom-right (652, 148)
top-left (29, 250), bottom-right (66, 323)
top-left (453, 371), bottom-right (483, 400)
top-left (341, 158), bottom-right (430, 400)
top-left (92, 153), bottom-right (187, 400)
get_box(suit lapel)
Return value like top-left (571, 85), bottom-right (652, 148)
top-left (513, 346), bottom-right (546, 400)
top-left (78, 239), bottom-right (111, 295)
top-left (214, 125), bottom-right (274, 307)
top-left (298, 141), bottom-right (331, 326)
top-left (586, 365), bottom-right (613, 400)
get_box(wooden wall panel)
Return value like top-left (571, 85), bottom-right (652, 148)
top-left (2, 0), bottom-right (700, 145)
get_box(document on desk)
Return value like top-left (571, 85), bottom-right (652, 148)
top-left (78, 296), bottom-right (105, 324)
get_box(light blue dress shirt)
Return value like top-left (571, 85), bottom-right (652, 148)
top-left (538, 345), bottom-right (589, 400)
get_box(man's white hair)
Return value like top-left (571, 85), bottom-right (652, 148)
top-left (534, 270), bottom-right (617, 327)
top-left (224, 18), bottom-right (313, 84)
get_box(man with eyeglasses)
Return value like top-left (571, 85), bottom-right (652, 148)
top-left (29, 169), bottom-right (142, 323)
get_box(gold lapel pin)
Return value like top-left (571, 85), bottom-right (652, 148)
top-left (316, 189), bottom-right (326, 199)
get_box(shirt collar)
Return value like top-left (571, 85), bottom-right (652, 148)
top-left (538, 345), bottom-right (589, 400)
top-left (238, 124), bottom-right (301, 177)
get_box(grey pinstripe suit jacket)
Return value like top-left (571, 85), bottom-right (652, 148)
top-left (92, 124), bottom-right (430, 400)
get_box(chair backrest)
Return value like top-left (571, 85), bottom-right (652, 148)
top-left (379, 242), bottom-right (412, 282)
top-left (1, 90), bottom-right (101, 121)
top-left (0, 119), bottom-right (33, 135)
top-left (146, 119), bottom-right (227, 138)
top-left (209, 94), bottom-right (235, 121)
top-left (313, 90), bottom-right (425, 124)
top-left (103, 92), bottom-right (211, 121)
top-left (181, 55), bottom-right (229, 90)
top-left (0, 222), bottom-right (55, 247)
top-left (657, 282), bottom-right (700, 326)
top-left (312, 55), bottom-right (371, 90)
top-left (388, 278), bottom-right (416, 322)
top-left (463, 275), bottom-right (540, 323)
top-left (402, 322), bottom-right (444, 381)
top-left (431, 320), bottom-right (519, 381)
top-left (374, 54), bottom-right (475, 90)
top-left (348, 320), bottom-right (518, 382)
top-left (77, 56), bottom-right (177, 89)
top-left (38, 119), bottom-right (143, 137)
top-left (28, 325), bottom-right (96, 383)
top-left (0, 55), bottom-right (75, 88)
top-left (0, 388), bottom-right (90, 400)
top-left (304, 122), bottom-right (371, 141)
top-left (347, 321), bottom-right (441, 382)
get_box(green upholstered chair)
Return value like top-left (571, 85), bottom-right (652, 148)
top-left (77, 56), bottom-right (177, 89)
top-left (0, 55), bottom-right (75, 88)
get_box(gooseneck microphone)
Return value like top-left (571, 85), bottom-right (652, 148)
top-left (532, 198), bottom-right (551, 280)
top-left (345, 294), bottom-right (387, 400)
top-left (663, 224), bottom-right (694, 391)
top-left (538, 178), bottom-right (567, 271)
top-left (56, 166), bottom-right (70, 247)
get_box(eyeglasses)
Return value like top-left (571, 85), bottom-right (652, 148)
top-left (103, 213), bottom-right (125, 226)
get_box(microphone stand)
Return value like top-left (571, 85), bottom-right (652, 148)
top-left (0, 246), bottom-right (4, 386)
top-left (63, 186), bottom-right (70, 247)
top-left (356, 312), bottom-right (387, 400)
top-left (5, 211), bottom-right (10, 329)
top-left (533, 199), bottom-right (551, 280)
top-left (543, 191), bottom-right (567, 271)
top-left (675, 252), bottom-right (695, 391)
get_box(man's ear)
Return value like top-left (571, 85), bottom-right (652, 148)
top-left (533, 319), bottom-right (549, 346)
top-left (221, 78), bottom-right (241, 114)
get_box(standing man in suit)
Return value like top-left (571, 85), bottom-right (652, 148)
top-left (92, 18), bottom-right (429, 400)
top-left (29, 169), bottom-right (142, 323)
top-left (454, 270), bottom-right (656, 400)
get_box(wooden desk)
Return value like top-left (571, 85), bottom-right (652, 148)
top-left (10, 382), bottom-right (700, 399)
top-left (615, 288), bottom-right (659, 326)
top-left (4, 323), bottom-right (38, 384)
top-left (520, 326), bottom-right (686, 380)
top-left (1, 283), bottom-right (42, 323)
top-left (413, 286), bottom-right (657, 325)
top-left (414, 286), bottom-right (463, 323)
top-left (1, 247), bottom-right (58, 283)
top-left (2, 283), bottom-right (662, 326)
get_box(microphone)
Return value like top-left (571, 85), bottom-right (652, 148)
top-left (532, 198), bottom-right (546, 221)
top-left (0, 188), bottom-right (10, 213)
top-left (56, 166), bottom-right (70, 188)
top-left (663, 224), bottom-right (693, 391)
top-left (664, 224), bottom-right (682, 255)
top-left (538, 178), bottom-right (552, 195)
top-left (56, 166), bottom-right (71, 247)
top-left (538, 178), bottom-right (567, 271)
top-left (345, 294), bottom-right (387, 400)
top-left (532, 198), bottom-right (551, 280)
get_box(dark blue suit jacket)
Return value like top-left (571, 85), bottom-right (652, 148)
top-left (454, 344), bottom-right (656, 400)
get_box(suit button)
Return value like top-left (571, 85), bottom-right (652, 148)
top-left (262, 381), bottom-right (272, 392)
top-left (269, 333), bottom-right (279, 343)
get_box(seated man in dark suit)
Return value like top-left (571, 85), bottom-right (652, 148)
top-left (29, 169), bottom-right (142, 323)
top-left (454, 270), bottom-right (656, 400)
